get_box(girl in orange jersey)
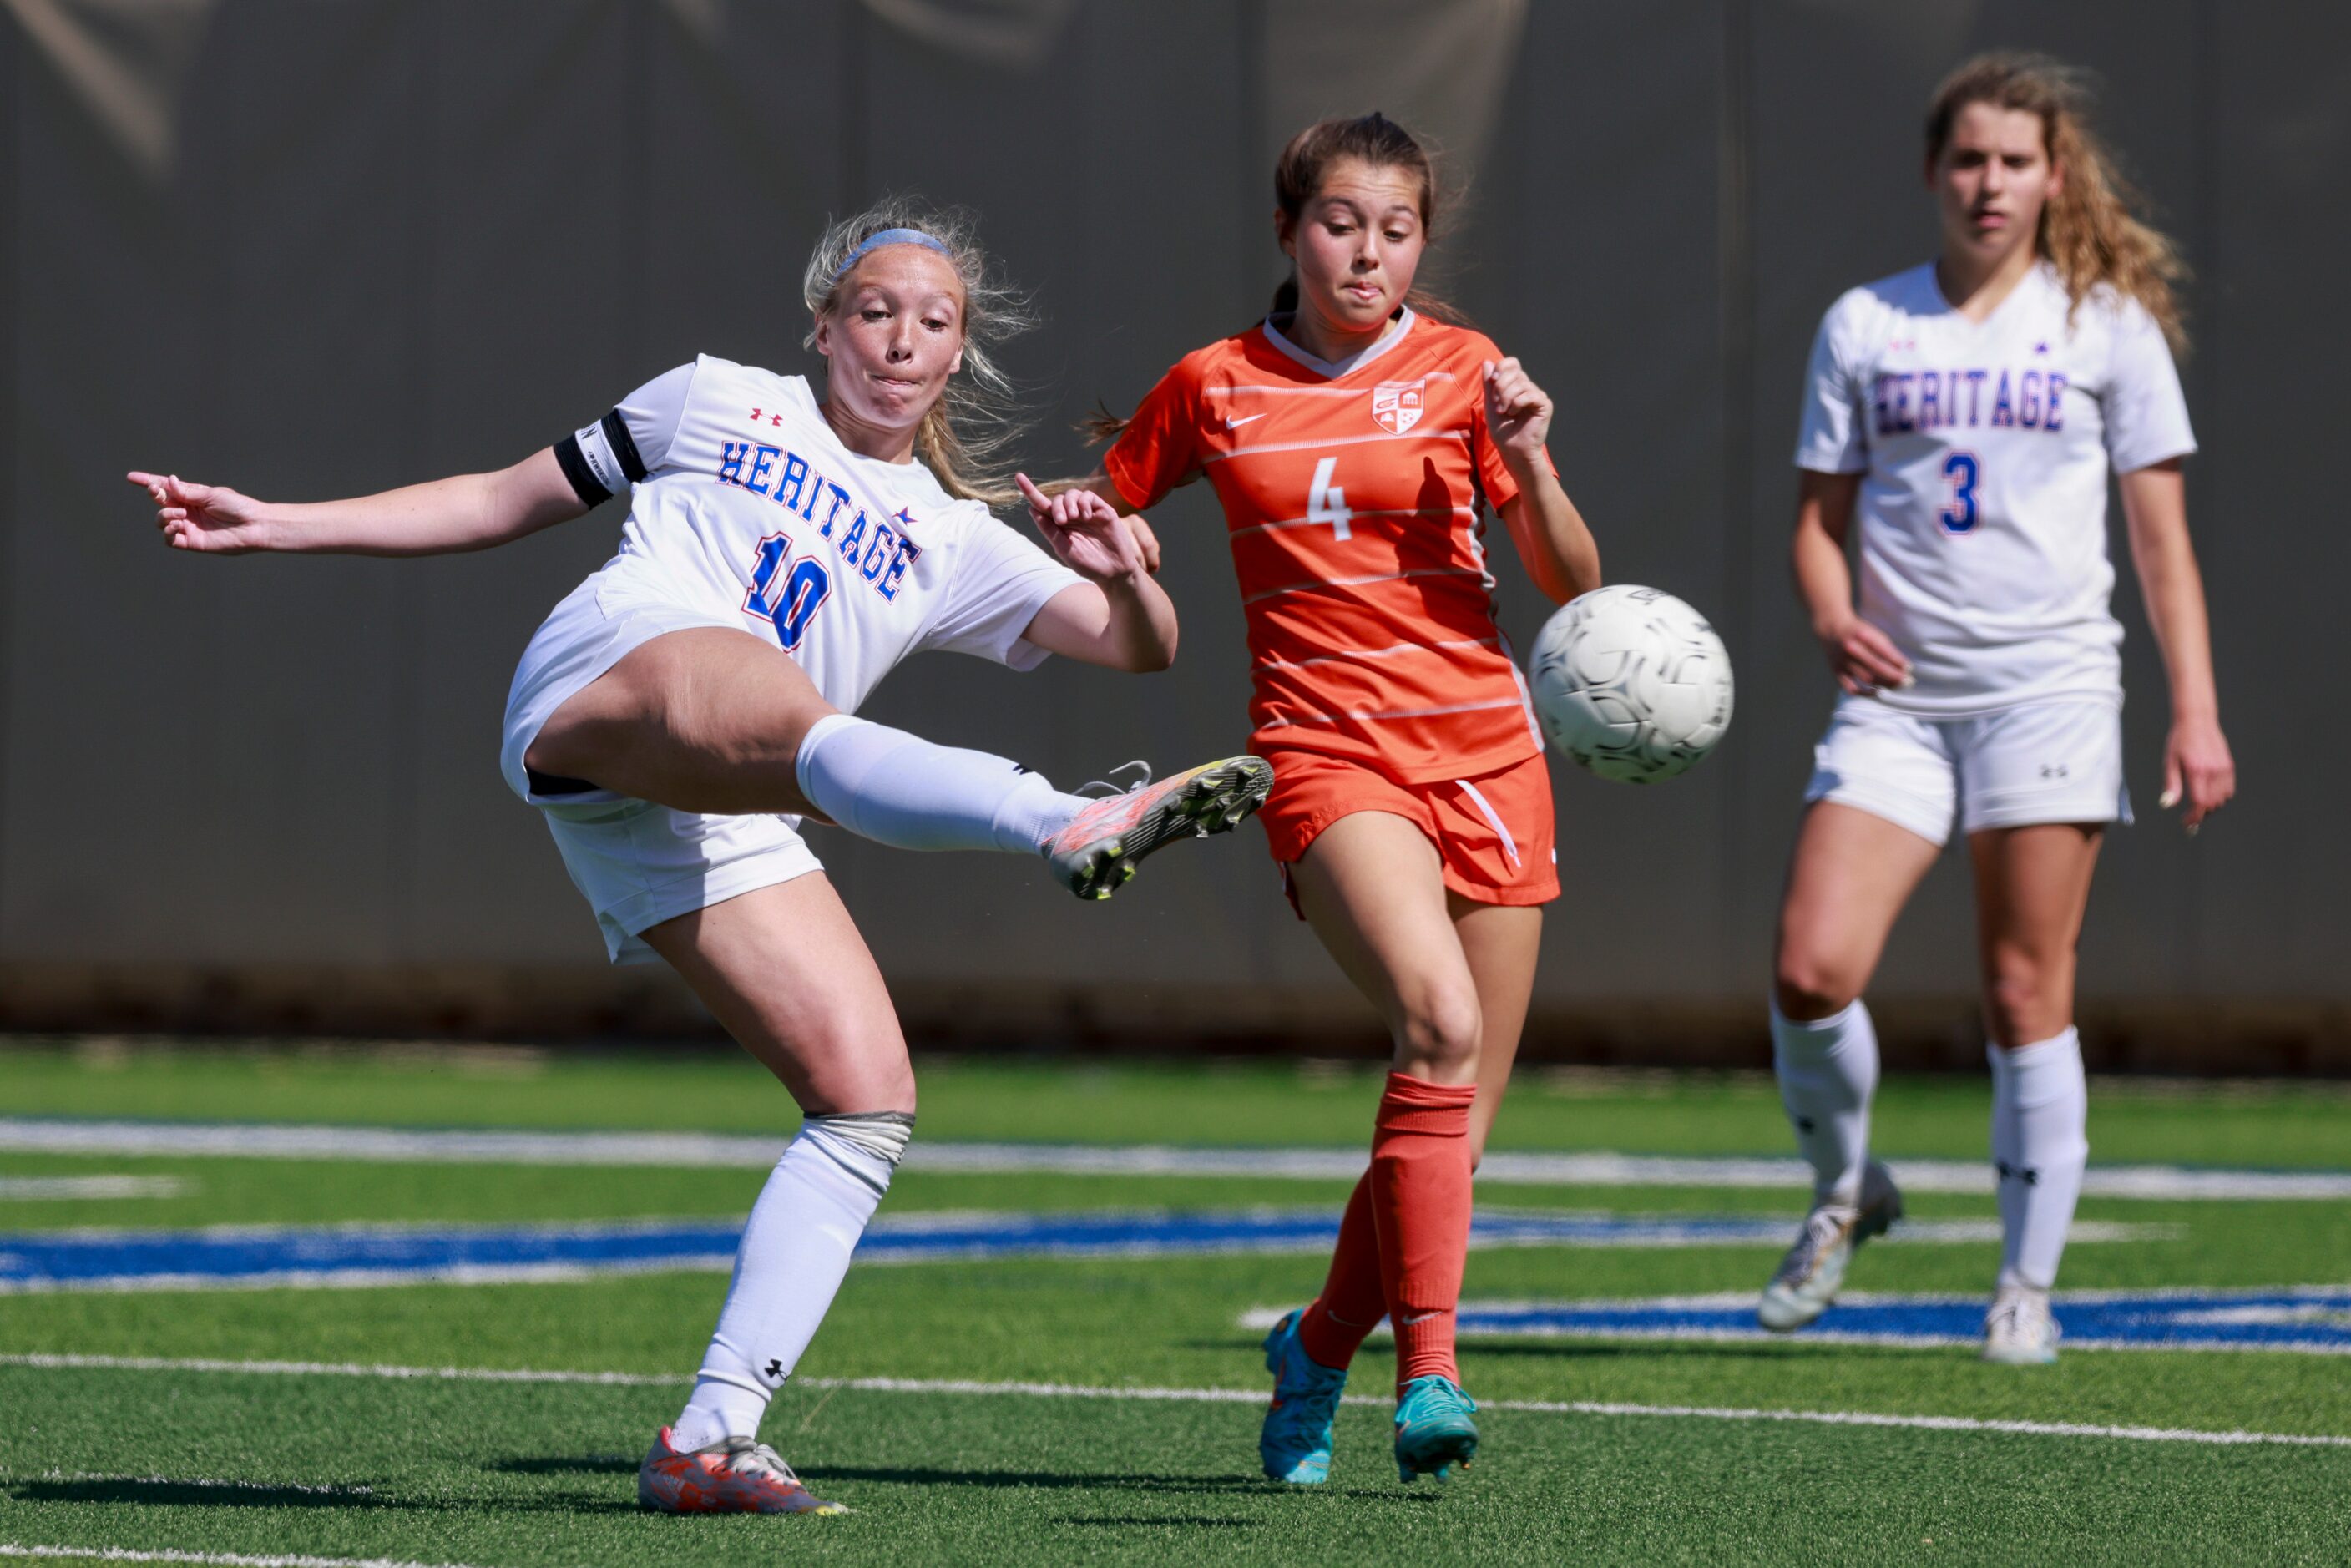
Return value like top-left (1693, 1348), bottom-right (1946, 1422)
top-left (1064, 112), bottom-right (1601, 1483)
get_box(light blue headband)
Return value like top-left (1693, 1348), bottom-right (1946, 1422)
top-left (832, 227), bottom-right (953, 284)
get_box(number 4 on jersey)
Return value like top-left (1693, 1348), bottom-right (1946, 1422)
top-left (1308, 457), bottom-right (1352, 541)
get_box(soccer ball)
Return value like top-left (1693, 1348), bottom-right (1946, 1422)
top-left (1528, 585), bottom-right (1733, 783)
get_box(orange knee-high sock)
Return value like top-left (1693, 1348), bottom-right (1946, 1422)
top-left (1368, 1071), bottom-right (1477, 1392)
top-left (1297, 1171), bottom-right (1385, 1368)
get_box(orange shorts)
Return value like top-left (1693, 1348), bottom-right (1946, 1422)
top-left (1258, 748), bottom-right (1560, 915)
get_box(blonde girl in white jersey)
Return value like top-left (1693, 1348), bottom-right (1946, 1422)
top-left (129, 200), bottom-right (1271, 1516)
top-left (1758, 55), bottom-right (2235, 1363)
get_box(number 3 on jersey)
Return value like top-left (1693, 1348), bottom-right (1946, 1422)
top-left (746, 533), bottom-right (832, 650)
top-left (1939, 451), bottom-right (1981, 535)
top-left (1308, 457), bottom-right (1352, 541)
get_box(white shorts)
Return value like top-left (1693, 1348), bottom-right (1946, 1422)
top-left (1803, 695), bottom-right (2132, 848)
top-left (502, 573), bottom-right (824, 965)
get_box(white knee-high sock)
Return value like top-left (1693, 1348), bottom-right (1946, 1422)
top-left (1772, 1000), bottom-right (1880, 1206)
top-left (1989, 1029), bottom-right (2089, 1292)
top-left (795, 713), bottom-right (1085, 855)
top-left (670, 1112), bottom-right (913, 1451)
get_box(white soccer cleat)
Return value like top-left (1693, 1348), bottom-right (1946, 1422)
top-left (1757, 1158), bottom-right (1904, 1332)
top-left (1981, 1286), bottom-right (2061, 1365)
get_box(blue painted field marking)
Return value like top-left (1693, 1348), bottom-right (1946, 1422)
top-left (1239, 1287), bottom-right (2351, 1354)
top-left (0, 1208), bottom-right (2155, 1294)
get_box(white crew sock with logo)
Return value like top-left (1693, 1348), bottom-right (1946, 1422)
top-left (1989, 1029), bottom-right (2090, 1292)
top-left (794, 713), bottom-right (1084, 855)
top-left (670, 1113), bottom-right (913, 1451)
top-left (1772, 999), bottom-right (1881, 1207)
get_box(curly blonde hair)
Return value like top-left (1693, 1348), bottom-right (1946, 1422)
top-left (801, 197), bottom-right (1038, 507)
top-left (1927, 53), bottom-right (2188, 355)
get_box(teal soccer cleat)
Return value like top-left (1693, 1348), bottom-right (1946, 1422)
top-left (1259, 1308), bottom-right (1349, 1484)
top-left (1393, 1373), bottom-right (1479, 1481)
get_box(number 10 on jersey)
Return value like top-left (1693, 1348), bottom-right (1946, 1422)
top-left (745, 532), bottom-right (832, 650)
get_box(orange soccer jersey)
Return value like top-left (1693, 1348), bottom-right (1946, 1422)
top-left (1105, 310), bottom-right (1551, 783)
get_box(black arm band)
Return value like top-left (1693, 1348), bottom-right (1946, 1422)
top-left (601, 409), bottom-right (649, 484)
top-left (553, 433), bottom-right (610, 507)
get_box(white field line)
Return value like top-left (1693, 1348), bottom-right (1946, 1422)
top-left (1240, 1284), bottom-right (2351, 1356)
top-left (2, 1353), bottom-right (2344, 1450)
top-left (30, 1474), bottom-right (373, 1497)
top-left (0, 1120), bottom-right (2339, 1200)
top-left (0, 1178), bottom-right (185, 1202)
top-left (0, 1353), bottom-right (688, 1386)
top-left (0, 1546), bottom-right (483, 1568)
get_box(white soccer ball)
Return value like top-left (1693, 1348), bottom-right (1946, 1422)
top-left (1528, 585), bottom-right (1734, 783)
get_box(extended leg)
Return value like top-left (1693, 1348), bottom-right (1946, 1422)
top-left (528, 627), bottom-right (1267, 894)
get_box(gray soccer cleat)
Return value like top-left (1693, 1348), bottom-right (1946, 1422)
top-left (1039, 756), bottom-right (1273, 901)
top-left (1757, 1158), bottom-right (1904, 1332)
top-left (1981, 1285), bottom-right (2061, 1365)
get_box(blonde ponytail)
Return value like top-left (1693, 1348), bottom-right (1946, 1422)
top-left (801, 197), bottom-right (1037, 506)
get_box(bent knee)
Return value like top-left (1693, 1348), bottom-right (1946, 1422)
top-left (1773, 953), bottom-right (1863, 1022)
top-left (1396, 984), bottom-right (1483, 1078)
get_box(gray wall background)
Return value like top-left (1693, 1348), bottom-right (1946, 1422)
top-left (3, 0), bottom-right (2346, 1053)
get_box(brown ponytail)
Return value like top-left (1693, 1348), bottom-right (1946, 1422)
top-left (1269, 111), bottom-right (1469, 327)
top-left (1088, 111), bottom-right (1467, 446)
top-left (1927, 53), bottom-right (2188, 355)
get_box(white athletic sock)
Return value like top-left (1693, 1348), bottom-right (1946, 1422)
top-left (794, 713), bottom-right (1084, 856)
top-left (1772, 999), bottom-right (1880, 1206)
top-left (670, 1112), bottom-right (913, 1451)
top-left (1989, 1029), bottom-right (2089, 1292)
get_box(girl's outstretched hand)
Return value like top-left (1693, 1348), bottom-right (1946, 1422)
top-left (129, 471), bottom-right (270, 554)
top-left (1017, 473), bottom-right (1151, 584)
top-left (1483, 357), bottom-right (1553, 467)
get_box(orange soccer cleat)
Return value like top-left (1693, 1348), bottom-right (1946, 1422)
top-left (636, 1427), bottom-right (847, 1515)
top-left (1040, 756), bottom-right (1274, 900)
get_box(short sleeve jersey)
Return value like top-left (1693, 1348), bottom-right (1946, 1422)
top-left (1793, 262), bottom-right (2194, 715)
top-left (1105, 311), bottom-right (1550, 782)
top-left (555, 356), bottom-right (1084, 717)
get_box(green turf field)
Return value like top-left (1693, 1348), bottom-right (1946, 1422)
top-left (2, 1040), bottom-right (2346, 1565)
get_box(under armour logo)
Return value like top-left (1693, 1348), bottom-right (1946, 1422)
top-left (764, 1358), bottom-right (784, 1379)
top-left (2040, 763), bottom-right (2070, 780)
top-left (1995, 1161), bottom-right (2040, 1186)
top-left (1794, 1116), bottom-right (1816, 1134)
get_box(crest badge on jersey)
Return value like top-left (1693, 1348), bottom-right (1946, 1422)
top-left (1371, 378), bottom-right (1427, 436)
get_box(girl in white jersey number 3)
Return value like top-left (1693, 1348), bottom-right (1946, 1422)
top-left (1761, 55), bottom-right (2235, 1364)
top-left (130, 200), bottom-right (1272, 1516)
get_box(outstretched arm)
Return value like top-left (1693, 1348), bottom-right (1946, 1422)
top-left (1484, 358), bottom-right (1600, 604)
top-left (1014, 473), bottom-right (1177, 672)
top-left (129, 447), bottom-right (588, 557)
top-left (2121, 458), bottom-right (2235, 831)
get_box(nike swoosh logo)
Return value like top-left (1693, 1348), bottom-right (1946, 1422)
top-left (1225, 412), bottom-right (1267, 430)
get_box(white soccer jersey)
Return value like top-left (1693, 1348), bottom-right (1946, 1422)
top-left (1793, 261), bottom-right (2194, 715)
top-left (554, 355), bottom-right (1084, 716)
